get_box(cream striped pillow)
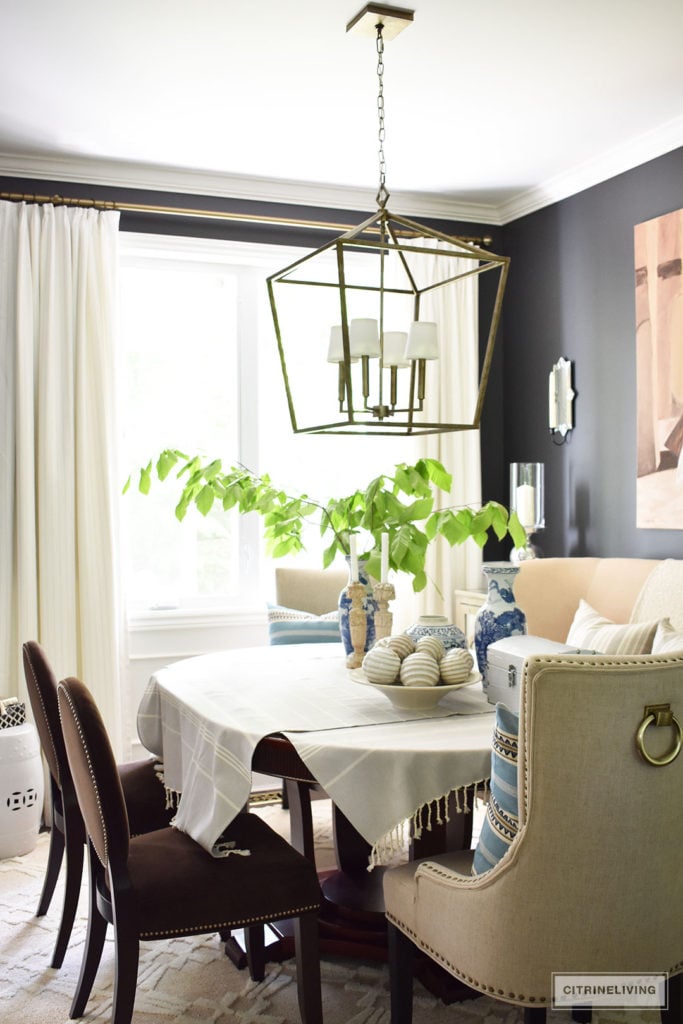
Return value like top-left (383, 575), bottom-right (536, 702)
top-left (566, 599), bottom-right (659, 654)
top-left (651, 618), bottom-right (683, 654)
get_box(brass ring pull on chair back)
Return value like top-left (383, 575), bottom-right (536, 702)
top-left (635, 703), bottom-right (682, 767)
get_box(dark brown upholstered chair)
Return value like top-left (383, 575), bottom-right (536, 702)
top-left (57, 676), bottom-right (323, 1024)
top-left (22, 641), bottom-right (173, 968)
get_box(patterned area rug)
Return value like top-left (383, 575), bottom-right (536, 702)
top-left (0, 799), bottom-right (657, 1024)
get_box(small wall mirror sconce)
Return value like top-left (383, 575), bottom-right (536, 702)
top-left (549, 357), bottom-right (575, 444)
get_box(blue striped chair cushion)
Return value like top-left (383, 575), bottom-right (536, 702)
top-left (267, 605), bottom-right (341, 646)
top-left (472, 703), bottom-right (519, 875)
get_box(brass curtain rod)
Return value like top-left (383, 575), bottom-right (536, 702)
top-left (0, 190), bottom-right (493, 247)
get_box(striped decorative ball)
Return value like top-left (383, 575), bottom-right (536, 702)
top-left (415, 635), bottom-right (446, 661)
top-left (387, 634), bottom-right (415, 659)
top-left (400, 652), bottom-right (441, 688)
top-left (362, 647), bottom-right (401, 685)
top-left (439, 647), bottom-right (474, 684)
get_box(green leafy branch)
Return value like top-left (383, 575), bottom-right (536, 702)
top-left (125, 450), bottom-right (527, 592)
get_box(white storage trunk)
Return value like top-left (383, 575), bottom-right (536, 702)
top-left (484, 635), bottom-right (589, 711)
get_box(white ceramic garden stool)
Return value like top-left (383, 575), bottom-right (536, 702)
top-left (0, 722), bottom-right (44, 859)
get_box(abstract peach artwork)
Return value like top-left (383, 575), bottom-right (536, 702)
top-left (635, 208), bottom-right (683, 529)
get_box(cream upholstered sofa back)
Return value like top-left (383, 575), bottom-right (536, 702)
top-left (514, 556), bottom-right (663, 643)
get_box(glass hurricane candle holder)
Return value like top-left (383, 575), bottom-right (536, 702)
top-left (510, 462), bottom-right (544, 561)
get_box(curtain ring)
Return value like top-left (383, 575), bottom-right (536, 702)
top-left (635, 704), bottom-right (682, 767)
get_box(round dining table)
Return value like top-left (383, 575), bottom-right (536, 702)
top-left (137, 642), bottom-right (495, 998)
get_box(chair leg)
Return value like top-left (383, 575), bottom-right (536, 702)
top-left (245, 925), bottom-right (266, 982)
top-left (292, 912), bottom-right (322, 1024)
top-left (70, 912), bottom-right (107, 1018)
top-left (387, 922), bottom-right (414, 1024)
top-left (662, 972), bottom-right (681, 1024)
top-left (111, 914), bottom-right (140, 1024)
top-left (70, 846), bottom-right (107, 1018)
top-left (523, 1009), bottom-right (547, 1024)
top-left (50, 823), bottom-right (85, 968)
top-left (36, 815), bottom-right (65, 917)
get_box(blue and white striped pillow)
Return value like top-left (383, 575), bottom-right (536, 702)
top-left (267, 605), bottom-right (341, 646)
top-left (472, 703), bottom-right (519, 875)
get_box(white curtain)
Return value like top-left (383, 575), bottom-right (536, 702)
top-left (0, 201), bottom-right (124, 755)
top-left (412, 239), bottom-right (484, 620)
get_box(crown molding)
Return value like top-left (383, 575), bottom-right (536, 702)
top-left (0, 151), bottom-right (501, 225)
top-left (3, 114), bottom-right (682, 229)
top-left (498, 114), bottom-right (683, 224)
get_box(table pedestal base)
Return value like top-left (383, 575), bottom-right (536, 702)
top-left (223, 867), bottom-right (481, 1003)
top-left (242, 738), bottom-right (483, 1003)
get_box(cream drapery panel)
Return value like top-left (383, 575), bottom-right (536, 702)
top-left (412, 240), bottom-right (484, 619)
top-left (0, 201), bottom-right (124, 755)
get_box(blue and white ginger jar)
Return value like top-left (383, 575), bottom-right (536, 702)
top-left (474, 562), bottom-right (527, 682)
top-left (405, 615), bottom-right (466, 652)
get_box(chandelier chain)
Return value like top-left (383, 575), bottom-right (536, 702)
top-left (375, 24), bottom-right (389, 207)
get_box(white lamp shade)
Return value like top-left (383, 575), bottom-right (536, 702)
top-left (327, 325), bottom-right (359, 364)
top-left (405, 321), bottom-right (439, 360)
top-left (350, 318), bottom-right (381, 358)
top-left (326, 325), bottom-right (344, 363)
top-left (382, 331), bottom-right (410, 368)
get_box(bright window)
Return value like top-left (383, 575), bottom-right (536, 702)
top-left (119, 233), bottom-right (414, 616)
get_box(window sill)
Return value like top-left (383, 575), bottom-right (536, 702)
top-left (127, 605), bottom-right (267, 632)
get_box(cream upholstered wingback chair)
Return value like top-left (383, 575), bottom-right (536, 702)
top-left (384, 653), bottom-right (683, 1024)
top-left (274, 566), bottom-right (348, 615)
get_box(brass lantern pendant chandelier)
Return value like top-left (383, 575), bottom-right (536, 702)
top-left (267, 3), bottom-right (510, 436)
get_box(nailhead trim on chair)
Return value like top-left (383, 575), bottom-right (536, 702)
top-left (389, 912), bottom-right (683, 1004)
top-left (25, 657), bottom-right (61, 786)
top-left (58, 689), bottom-right (109, 864)
top-left (386, 912), bottom-right (548, 1005)
top-left (140, 901), bottom-right (321, 940)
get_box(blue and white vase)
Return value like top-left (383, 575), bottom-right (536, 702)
top-left (338, 557), bottom-right (378, 656)
top-left (405, 615), bottom-right (467, 652)
top-left (474, 562), bottom-right (527, 683)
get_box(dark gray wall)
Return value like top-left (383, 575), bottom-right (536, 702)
top-left (498, 147), bottom-right (683, 558)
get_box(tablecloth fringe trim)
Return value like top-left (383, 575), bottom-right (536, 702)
top-left (152, 760), bottom-right (182, 811)
top-left (211, 839), bottom-right (252, 858)
top-left (164, 786), bottom-right (181, 811)
top-left (367, 778), bottom-right (489, 871)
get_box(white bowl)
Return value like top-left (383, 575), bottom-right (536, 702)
top-left (361, 671), bottom-right (480, 711)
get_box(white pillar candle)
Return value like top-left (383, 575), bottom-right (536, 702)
top-left (349, 535), bottom-right (359, 582)
top-left (381, 533), bottom-right (389, 583)
top-left (516, 484), bottom-right (536, 529)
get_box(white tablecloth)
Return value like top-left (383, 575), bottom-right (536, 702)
top-left (137, 643), bottom-right (495, 865)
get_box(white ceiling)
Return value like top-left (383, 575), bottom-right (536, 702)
top-left (2, 0), bottom-right (683, 224)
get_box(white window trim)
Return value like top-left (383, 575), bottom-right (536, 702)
top-left (119, 232), bottom-right (311, 631)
